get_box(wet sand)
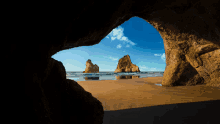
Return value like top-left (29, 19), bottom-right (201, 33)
top-left (76, 76), bottom-right (220, 111)
top-left (76, 77), bottom-right (220, 124)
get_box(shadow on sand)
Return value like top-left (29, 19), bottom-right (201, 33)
top-left (103, 99), bottom-right (220, 124)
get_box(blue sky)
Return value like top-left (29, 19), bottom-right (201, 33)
top-left (52, 16), bottom-right (166, 72)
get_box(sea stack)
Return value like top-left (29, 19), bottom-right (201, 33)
top-left (83, 59), bottom-right (99, 73)
top-left (114, 54), bottom-right (140, 73)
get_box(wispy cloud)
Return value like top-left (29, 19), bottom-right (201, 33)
top-left (116, 44), bottom-right (122, 49)
top-left (161, 53), bottom-right (166, 61)
top-left (126, 44), bottom-right (130, 47)
top-left (154, 54), bottom-right (162, 56)
top-left (154, 53), bottom-right (166, 61)
top-left (139, 65), bottom-right (162, 71)
top-left (109, 56), bottom-right (118, 61)
top-left (102, 55), bottom-right (119, 61)
top-left (111, 37), bottom-right (116, 40)
top-left (107, 26), bottom-right (136, 46)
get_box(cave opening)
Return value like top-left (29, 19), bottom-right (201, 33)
top-left (51, 16), bottom-right (167, 111)
top-left (4, 1), bottom-right (220, 124)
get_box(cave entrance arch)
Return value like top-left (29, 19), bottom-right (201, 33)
top-left (5, 1), bottom-right (220, 123)
top-left (52, 11), bottom-right (220, 111)
top-left (52, 16), bottom-right (167, 111)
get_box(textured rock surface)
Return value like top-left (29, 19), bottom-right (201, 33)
top-left (145, 5), bottom-right (220, 87)
top-left (3, 0), bottom-right (220, 123)
top-left (115, 55), bottom-right (140, 73)
top-left (83, 59), bottom-right (99, 73)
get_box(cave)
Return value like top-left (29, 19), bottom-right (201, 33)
top-left (4, 0), bottom-right (220, 124)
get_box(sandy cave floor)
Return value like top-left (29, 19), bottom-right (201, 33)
top-left (76, 77), bottom-right (220, 111)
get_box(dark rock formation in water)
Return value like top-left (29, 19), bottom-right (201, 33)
top-left (84, 77), bottom-right (99, 80)
top-left (3, 0), bottom-right (220, 123)
top-left (115, 55), bottom-right (140, 73)
top-left (115, 75), bottom-right (140, 80)
top-left (83, 59), bottom-right (99, 73)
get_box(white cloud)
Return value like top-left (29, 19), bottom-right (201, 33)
top-left (109, 57), bottom-right (118, 61)
top-left (139, 65), bottom-right (161, 71)
top-left (111, 37), bottom-right (116, 40)
top-left (161, 53), bottom-right (166, 61)
top-left (116, 44), bottom-right (122, 49)
top-left (154, 53), bottom-right (166, 61)
top-left (121, 36), bottom-right (127, 41)
top-left (106, 36), bottom-right (109, 38)
top-left (126, 44), bottom-right (130, 47)
top-left (154, 54), bottom-right (162, 56)
top-left (139, 65), bottom-right (147, 69)
top-left (107, 26), bottom-right (136, 46)
top-left (127, 40), bottom-right (136, 45)
top-left (123, 51), bottom-right (126, 52)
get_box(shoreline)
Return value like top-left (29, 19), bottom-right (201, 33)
top-left (74, 77), bottom-right (220, 111)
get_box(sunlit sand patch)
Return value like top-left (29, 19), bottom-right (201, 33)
top-left (76, 77), bottom-right (220, 111)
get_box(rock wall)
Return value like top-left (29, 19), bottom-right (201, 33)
top-left (83, 59), bottom-right (99, 73)
top-left (115, 55), bottom-right (140, 73)
top-left (25, 58), bottom-right (104, 123)
top-left (142, 3), bottom-right (220, 86)
top-left (3, 0), bottom-right (220, 123)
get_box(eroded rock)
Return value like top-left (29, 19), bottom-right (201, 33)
top-left (83, 59), bottom-right (99, 73)
top-left (144, 5), bottom-right (220, 87)
top-left (115, 55), bottom-right (140, 73)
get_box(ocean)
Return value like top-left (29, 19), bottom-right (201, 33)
top-left (66, 71), bottom-right (164, 81)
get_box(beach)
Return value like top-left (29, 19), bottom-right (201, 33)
top-left (76, 76), bottom-right (220, 111)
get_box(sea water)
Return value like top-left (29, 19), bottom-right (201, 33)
top-left (66, 71), bottom-right (164, 81)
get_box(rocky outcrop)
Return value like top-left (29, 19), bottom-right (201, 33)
top-left (83, 59), bottom-right (99, 73)
top-left (114, 55), bottom-right (140, 73)
top-left (3, 0), bottom-right (220, 123)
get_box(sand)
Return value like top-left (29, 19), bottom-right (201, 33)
top-left (76, 76), bottom-right (220, 111)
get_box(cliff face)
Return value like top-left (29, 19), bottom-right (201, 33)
top-left (83, 59), bottom-right (99, 73)
top-left (114, 55), bottom-right (140, 73)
